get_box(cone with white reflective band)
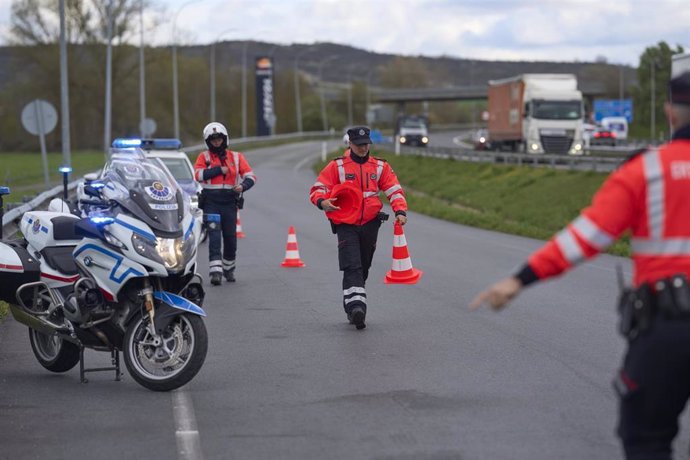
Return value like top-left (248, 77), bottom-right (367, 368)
top-left (281, 226), bottom-right (305, 267)
top-left (384, 222), bottom-right (422, 284)
top-left (236, 211), bottom-right (246, 238)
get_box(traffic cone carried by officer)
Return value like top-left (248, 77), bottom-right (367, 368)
top-left (236, 211), bottom-right (246, 238)
top-left (281, 226), bottom-right (305, 268)
top-left (385, 222), bottom-right (423, 284)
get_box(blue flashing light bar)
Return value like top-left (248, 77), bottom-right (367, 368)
top-left (90, 216), bottom-right (115, 226)
top-left (58, 166), bottom-right (73, 173)
top-left (111, 138), bottom-right (182, 150)
top-left (90, 181), bottom-right (106, 189)
top-left (112, 138), bottom-right (143, 148)
top-left (0, 186), bottom-right (10, 195)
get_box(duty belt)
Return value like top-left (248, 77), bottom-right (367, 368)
top-left (618, 274), bottom-right (690, 340)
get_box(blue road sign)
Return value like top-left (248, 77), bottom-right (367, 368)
top-left (593, 99), bottom-right (633, 123)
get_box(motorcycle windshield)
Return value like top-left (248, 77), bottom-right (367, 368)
top-left (101, 148), bottom-right (187, 237)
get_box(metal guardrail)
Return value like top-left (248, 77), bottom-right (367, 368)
top-left (1, 179), bottom-right (82, 239)
top-left (182, 131), bottom-right (331, 154)
top-left (376, 141), bottom-right (633, 173)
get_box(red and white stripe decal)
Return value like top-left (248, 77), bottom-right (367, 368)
top-left (41, 272), bottom-right (80, 283)
top-left (0, 263), bottom-right (23, 271)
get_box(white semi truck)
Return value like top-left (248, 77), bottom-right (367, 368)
top-left (487, 74), bottom-right (585, 155)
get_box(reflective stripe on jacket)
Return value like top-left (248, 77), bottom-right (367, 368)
top-left (310, 150), bottom-right (407, 225)
top-left (193, 149), bottom-right (256, 190)
top-left (527, 139), bottom-right (690, 287)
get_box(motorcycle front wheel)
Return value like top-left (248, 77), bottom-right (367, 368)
top-left (28, 328), bottom-right (80, 372)
top-left (123, 313), bottom-right (208, 392)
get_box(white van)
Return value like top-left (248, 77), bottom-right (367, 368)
top-left (600, 117), bottom-right (628, 142)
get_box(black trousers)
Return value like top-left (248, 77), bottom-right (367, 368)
top-left (615, 316), bottom-right (690, 460)
top-left (204, 199), bottom-right (237, 274)
top-left (335, 218), bottom-right (381, 315)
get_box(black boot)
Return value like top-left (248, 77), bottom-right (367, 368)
top-left (210, 272), bottom-right (222, 286)
top-left (350, 307), bottom-right (366, 330)
top-left (223, 268), bottom-right (235, 282)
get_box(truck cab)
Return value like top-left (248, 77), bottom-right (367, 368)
top-left (488, 74), bottom-right (585, 155)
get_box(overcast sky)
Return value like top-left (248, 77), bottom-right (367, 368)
top-left (0, 0), bottom-right (688, 66)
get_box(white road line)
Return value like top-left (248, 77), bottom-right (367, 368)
top-left (294, 152), bottom-right (319, 172)
top-left (172, 389), bottom-right (204, 460)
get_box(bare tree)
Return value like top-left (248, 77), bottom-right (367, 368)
top-left (9, 0), bottom-right (151, 45)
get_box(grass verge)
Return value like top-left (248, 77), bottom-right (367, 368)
top-left (0, 301), bottom-right (8, 323)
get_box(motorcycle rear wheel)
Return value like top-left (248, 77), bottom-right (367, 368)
top-left (123, 313), bottom-right (208, 392)
top-left (28, 328), bottom-right (80, 372)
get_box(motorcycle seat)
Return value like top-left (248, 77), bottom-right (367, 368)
top-left (40, 246), bottom-right (78, 276)
top-left (51, 215), bottom-right (81, 241)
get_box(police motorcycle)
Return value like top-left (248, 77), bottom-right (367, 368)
top-left (0, 146), bottom-right (208, 391)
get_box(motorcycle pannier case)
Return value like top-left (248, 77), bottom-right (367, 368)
top-left (0, 240), bottom-right (41, 304)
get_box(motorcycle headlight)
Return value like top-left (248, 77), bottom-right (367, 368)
top-left (132, 233), bottom-right (164, 265)
top-left (156, 237), bottom-right (184, 272)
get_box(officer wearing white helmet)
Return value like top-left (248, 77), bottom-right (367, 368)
top-left (194, 122), bottom-right (256, 285)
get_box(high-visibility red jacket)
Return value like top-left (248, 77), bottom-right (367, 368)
top-left (523, 132), bottom-right (690, 288)
top-left (310, 151), bottom-right (407, 225)
top-left (193, 149), bottom-right (256, 191)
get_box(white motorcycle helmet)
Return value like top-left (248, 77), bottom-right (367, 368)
top-left (203, 122), bottom-right (229, 154)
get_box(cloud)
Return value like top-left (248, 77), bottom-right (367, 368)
top-left (1, 0), bottom-right (688, 66)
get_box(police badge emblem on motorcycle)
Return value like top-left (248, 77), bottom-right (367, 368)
top-left (146, 181), bottom-right (173, 201)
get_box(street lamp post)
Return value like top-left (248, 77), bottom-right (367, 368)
top-left (210, 28), bottom-right (236, 122)
top-left (293, 46), bottom-right (315, 133)
top-left (241, 41), bottom-right (249, 138)
top-left (365, 66), bottom-right (377, 116)
top-left (139, 0), bottom-right (146, 137)
top-left (103, 0), bottom-right (114, 153)
top-left (172, 0), bottom-right (201, 140)
top-left (318, 55), bottom-right (339, 133)
top-left (58, 0), bottom-right (71, 168)
top-left (347, 67), bottom-right (355, 127)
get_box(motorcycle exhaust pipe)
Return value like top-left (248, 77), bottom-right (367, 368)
top-left (9, 303), bottom-right (82, 346)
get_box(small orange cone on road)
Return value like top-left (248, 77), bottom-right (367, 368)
top-left (385, 222), bottom-right (422, 284)
top-left (281, 226), bottom-right (305, 267)
top-left (236, 211), bottom-right (246, 238)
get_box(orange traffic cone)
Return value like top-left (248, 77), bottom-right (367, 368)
top-left (236, 211), bottom-right (246, 238)
top-left (281, 226), bottom-right (305, 267)
top-left (384, 222), bottom-right (422, 284)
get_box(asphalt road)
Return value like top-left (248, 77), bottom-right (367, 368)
top-left (2, 140), bottom-right (690, 460)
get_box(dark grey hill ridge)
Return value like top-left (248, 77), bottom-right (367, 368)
top-left (0, 40), bottom-right (637, 94)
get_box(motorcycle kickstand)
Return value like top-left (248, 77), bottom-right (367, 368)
top-left (79, 347), bottom-right (123, 384)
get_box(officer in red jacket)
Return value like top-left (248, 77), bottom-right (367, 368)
top-left (310, 126), bottom-right (408, 330)
top-left (470, 72), bottom-right (690, 460)
top-left (194, 122), bottom-right (256, 286)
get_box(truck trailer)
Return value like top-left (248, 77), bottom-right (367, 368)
top-left (672, 53), bottom-right (690, 77)
top-left (487, 74), bottom-right (585, 155)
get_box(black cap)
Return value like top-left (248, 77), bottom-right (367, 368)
top-left (669, 71), bottom-right (690, 105)
top-left (347, 126), bottom-right (372, 145)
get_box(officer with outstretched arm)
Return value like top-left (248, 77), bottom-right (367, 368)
top-left (470, 71), bottom-right (690, 460)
